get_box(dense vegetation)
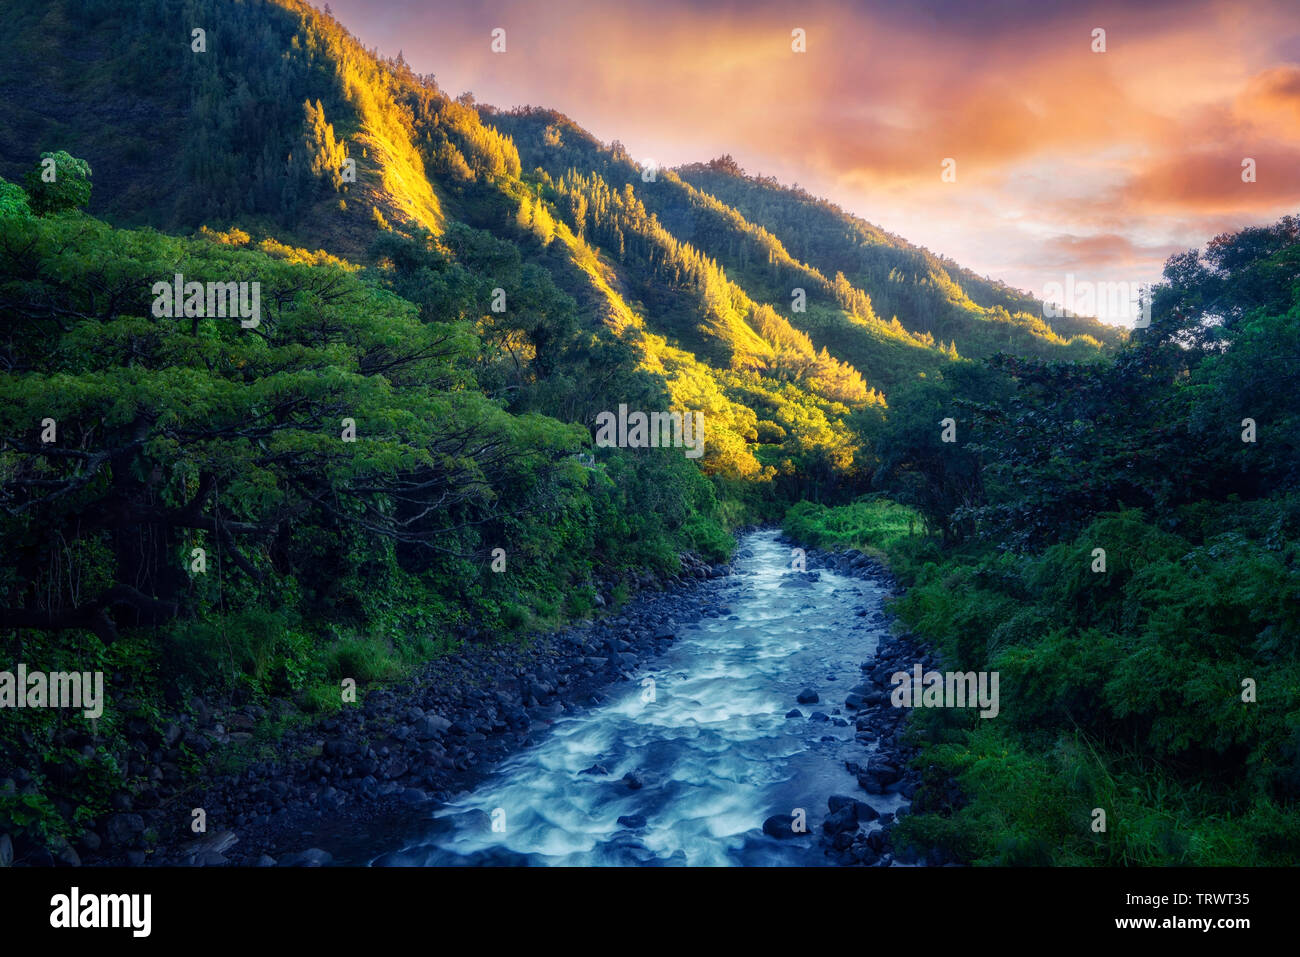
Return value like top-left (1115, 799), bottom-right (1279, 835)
top-left (5, 0), bottom-right (1280, 867)
top-left (786, 216), bottom-right (1300, 864)
top-left (0, 165), bottom-right (731, 845)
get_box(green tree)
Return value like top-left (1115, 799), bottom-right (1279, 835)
top-left (23, 151), bottom-right (92, 215)
top-left (0, 177), bottom-right (31, 218)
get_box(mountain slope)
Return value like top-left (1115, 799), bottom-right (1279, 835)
top-left (0, 0), bottom-right (1122, 494)
top-left (678, 156), bottom-right (1127, 357)
top-left (489, 107), bottom-right (948, 395)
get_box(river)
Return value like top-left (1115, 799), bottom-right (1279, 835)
top-left (370, 529), bottom-right (904, 866)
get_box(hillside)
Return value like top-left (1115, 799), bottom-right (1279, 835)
top-left (677, 156), bottom-right (1127, 358)
top-left (0, 0), bottom-right (1121, 437)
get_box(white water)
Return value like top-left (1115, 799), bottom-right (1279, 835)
top-left (375, 530), bottom-right (901, 866)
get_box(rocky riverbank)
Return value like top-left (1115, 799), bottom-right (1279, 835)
top-left (774, 535), bottom-right (959, 867)
top-left (28, 551), bottom-right (737, 867)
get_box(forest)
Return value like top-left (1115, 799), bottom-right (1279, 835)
top-left (0, 0), bottom-right (1294, 867)
top-left (787, 216), bottom-right (1300, 863)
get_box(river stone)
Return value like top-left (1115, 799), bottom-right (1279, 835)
top-left (379, 756), bottom-right (409, 780)
top-left (832, 796), bottom-right (881, 822)
top-left (827, 795), bottom-right (857, 814)
top-left (857, 771), bottom-right (884, 794)
top-left (785, 709), bottom-right (802, 719)
top-left (796, 688), bottom-right (819, 704)
top-left (185, 829), bottom-right (239, 857)
top-left (623, 770), bottom-right (657, 790)
top-left (284, 847), bottom-right (333, 867)
top-left (854, 844), bottom-right (881, 866)
top-left (822, 805), bottom-right (858, 835)
top-left (762, 814), bottom-right (806, 840)
top-left (105, 813), bottom-right (145, 847)
top-left (870, 760), bottom-right (902, 784)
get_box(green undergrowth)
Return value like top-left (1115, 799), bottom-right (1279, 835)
top-left (785, 498), bottom-right (1300, 866)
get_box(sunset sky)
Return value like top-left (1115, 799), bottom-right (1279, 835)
top-left (323, 0), bottom-right (1300, 317)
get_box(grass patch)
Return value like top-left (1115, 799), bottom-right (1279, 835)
top-left (782, 497), bottom-right (924, 562)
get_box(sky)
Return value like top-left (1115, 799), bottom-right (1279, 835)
top-left (321, 0), bottom-right (1300, 321)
